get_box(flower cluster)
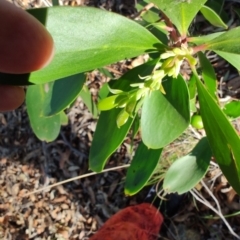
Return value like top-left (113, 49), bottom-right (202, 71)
top-left (160, 46), bottom-right (196, 78)
top-left (98, 46), bottom-right (197, 127)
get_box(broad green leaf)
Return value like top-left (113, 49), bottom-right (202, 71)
top-left (189, 78), bottom-right (197, 112)
top-left (214, 50), bottom-right (240, 71)
top-left (141, 75), bottom-right (190, 149)
top-left (163, 137), bottom-right (211, 194)
top-left (200, 5), bottom-right (227, 29)
top-left (132, 114), bottom-right (140, 138)
top-left (204, 27), bottom-right (240, 70)
top-left (125, 142), bottom-right (163, 195)
top-left (205, 0), bottom-right (228, 24)
top-left (79, 85), bottom-right (98, 118)
top-left (188, 32), bottom-right (224, 45)
top-left (98, 82), bottom-right (110, 100)
top-left (151, 0), bottom-right (207, 36)
top-left (190, 98), bottom-right (197, 112)
top-left (198, 52), bottom-right (217, 101)
top-left (26, 85), bottom-right (61, 142)
top-left (188, 74), bottom-right (197, 100)
top-left (223, 101), bottom-right (240, 119)
top-left (89, 108), bottom-right (134, 172)
top-left (28, 7), bottom-right (163, 84)
top-left (60, 111), bottom-right (68, 125)
top-left (42, 73), bottom-right (85, 116)
top-left (196, 75), bottom-right (240, 194)
top-left (89, 61), bottom-right (157, 172)
top-left (205, 27), bottom-right (240, 49)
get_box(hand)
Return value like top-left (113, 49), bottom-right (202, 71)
top-left (0, 0), bottom-right (54, 111)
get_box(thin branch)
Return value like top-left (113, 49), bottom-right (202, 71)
top-left (190, 184), bottom-right (240, 239)
top-left (189, 125), bottom-right (202, 139)
top-left (201, 180), bottom-right (221, 213)
top-left (23, 164), bottom-right (130, 197)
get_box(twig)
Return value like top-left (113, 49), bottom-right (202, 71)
top-left (190, 181), bottom-right (240, 239)
top-left (189, 125), bottom-right (202, 140)
top-left (23, 164), bottom-right (130, 197)
top-left (201, 180), bottom-right (221, 214)
top-left (131, 3), bottom-right (155, 20)
top-left (208, 161), bottom-right (223, 190)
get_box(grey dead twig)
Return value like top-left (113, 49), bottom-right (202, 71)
top-left (190, 180), bottom-right (240, 239)
top-left (23, 164), bottom-right (130, 197)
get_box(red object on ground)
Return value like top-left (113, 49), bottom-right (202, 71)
top-left (89, 203), bottom-right (164, 240)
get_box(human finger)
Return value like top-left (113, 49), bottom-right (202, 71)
top-left (0, 0), bottom-right (54, 74)
top-left (0, 85), bottom-right (25, 111)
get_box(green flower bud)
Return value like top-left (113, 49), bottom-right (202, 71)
top-left (160, 51), bottom-right (175, 59)
top-left (116, 109), bottom-right (129, 128)
top-left (98, 95), bottom-right (119, 111)
top-left (115, 94), bottom-right (129, 108)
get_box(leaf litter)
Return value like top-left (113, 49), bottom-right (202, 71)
top-left (2, 0), bottom-right (240, 239)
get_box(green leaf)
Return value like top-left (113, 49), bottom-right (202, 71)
top-left (200, 5), bottom-right (227, 29)
top-left (198, 52), bottom-right (217, 101)
top-left (188, 74), bottom-right (197, 100)
top-left (26, 85), bottom-right (61, 142)
top-left (98, 82), bottom-right (110, 100)
top-left (188, 32), bottom-right (224, 45)
top-left (89, 61), bottom-right (157, 172)
top-left (89, 108), bottom-right (134, 172)
top-left (42, 73), bottom-right (85, 116)
top-left (132, 113), bottom-right (140, 138)
top-left (205, 0), bottom-right (228, 24)
top-left (141, 75), bottom-right (190, 149)
top-left (163, 137), bottom-right (211, 194)
top-left (79, 85), bottom-right (98, 118)
top-left (28, 7), bottom-right (162, 84)
top-left (190, 98), bottom-right (197, 112)
top-left (150, 0), bottom-right (207, 36)
top-left (60, 111), bottom-right (68, 125)
top-left (223, 101), bottom-right (240, 119)
top-left (204, 27), bottom-right (240, 70)
top-left (196, 75), bottom-right (240, 194)
top-left (214, 50), bottom-right (240, 71)
top-left (125, 141), bottom-right (163, 195)
top-left (205, 27), bottom-right (240, 50)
